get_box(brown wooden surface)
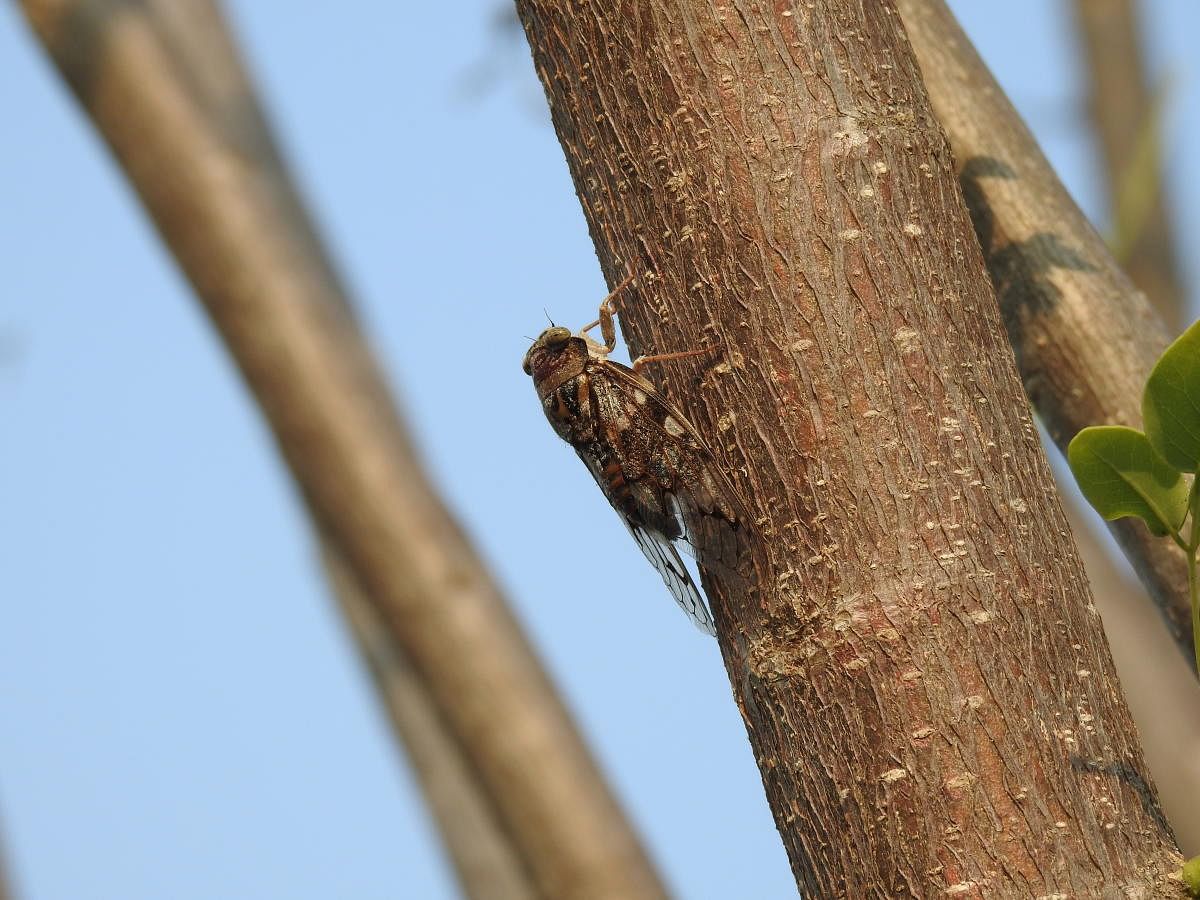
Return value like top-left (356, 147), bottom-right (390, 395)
top-left (898, 0), bottom-right (1194, 663)
top-left (17, 2), bottom-right (666, 898)
top-left (517, 0), bottom-right (1182, 894)
top-left (1062, 496), bottom-right (1200, 856)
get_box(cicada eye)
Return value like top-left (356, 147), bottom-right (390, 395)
top-left (524, 326), bottom-right (572, 376)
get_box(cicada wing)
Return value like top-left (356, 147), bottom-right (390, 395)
top-left (666, 490), bottom-right (742, 572)
top-left (598, 360), bottom-right (745, 525)
top-left (621, 516), bottom-right (716, 636)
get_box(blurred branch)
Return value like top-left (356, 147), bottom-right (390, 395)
top-left (0, 833), bottom-right (11, 900)
top-left (15, 1), bottom-right (667, 898)
top-left (1071, 0), bottom-right (1185, 329)
top-left (322, 543), bottom-right (533, 900)
top-left (93, 13), bottom-right (533, 893)
top-left (897, 0), bottom-right (1195, 667)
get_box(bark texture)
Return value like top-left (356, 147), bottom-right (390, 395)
top-left (18, 2), bottom-right (664, 897)
top-left (517, 0), bottom-right (1182, 895)
top-left (897, 0), bottom-right (1193, 663)
top-left (1065, 505), bottom-right (1200, 856)
top-left (1071, 0), bottom-right (1186, 329)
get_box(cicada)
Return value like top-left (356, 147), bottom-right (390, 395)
top-left (522, 274), bottom-right (742, 635)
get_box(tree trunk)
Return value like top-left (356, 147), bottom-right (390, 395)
top-left (516, 0), bottom-right (1182, 895)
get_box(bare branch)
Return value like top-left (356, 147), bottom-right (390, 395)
top-left (1071, 0), bottom-right (1186, 328)
top-left (0, 830), bottom-right (12, 900)
top-left (16, 2), bottom-right (666, 897)
top-left (322, 544), bottom-right (534, 900)
top-left (1063, 495), bottom-right (1200, 854)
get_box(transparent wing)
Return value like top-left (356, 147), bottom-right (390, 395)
top-left (665, 489), bottom-right (741, 571)
top-left (621, 515), bottom-right (716, 636)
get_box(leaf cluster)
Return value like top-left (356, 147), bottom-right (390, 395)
top-left (1069, 320), bottom-right (1200, 541)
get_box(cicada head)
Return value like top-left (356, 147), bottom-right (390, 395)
top-left (523, 326), bottom-right (589, 398)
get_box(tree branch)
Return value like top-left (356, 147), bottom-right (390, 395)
top-left (896, 0), bottom-right (1194, 664)
top-left (0, 829), bottom-right (11, 900)
top-left (1063, 498), bottom-right (1200, 854)
top-left (321, 543), bottom-right (534, 900)
top-left (16, 2), bottom-right (666, 897)
top-left (1070, 0), bottom-right (1186, 329)
top-left (517, 0), bottom-right (1181, 893)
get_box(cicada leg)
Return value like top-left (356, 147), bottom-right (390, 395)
top-left (631, 345), bottom-right (716, 374)
top-left (578, 271), bottom-right (635, 354)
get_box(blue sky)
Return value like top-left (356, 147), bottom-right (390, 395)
top-left (1, 2), bottom-right (1197, 898)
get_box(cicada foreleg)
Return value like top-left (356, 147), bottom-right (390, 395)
top-left (580, 271), bottom-right (721, 373)
top-left (578, 271), bottom-right (634, 355)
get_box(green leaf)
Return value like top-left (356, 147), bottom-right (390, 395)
top-left (1184, 854), bottom-right (1200, 896)
top-left (1144, 317), bottom-right (1200, 474)
top-left (1067, 426), bottom-right (1189, 536)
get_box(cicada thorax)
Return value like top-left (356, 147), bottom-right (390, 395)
top-left (541, 369), bottom-right (596, 442)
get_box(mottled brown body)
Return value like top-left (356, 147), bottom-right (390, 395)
top-left (523, 294), bottom-right (741, 635)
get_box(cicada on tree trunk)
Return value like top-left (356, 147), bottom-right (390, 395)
top-left (523, 275), bottom-right (745, 635)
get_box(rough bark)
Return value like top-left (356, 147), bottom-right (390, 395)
top-left (902, 0), bottom-right (1200, 851)
top-left (1070, 0), bottom-right (1185, 329)
top-left (517, 0), bottom-right (1182, 895)
top-left (897, 0), bottom-right (1194, 663)
top-left (1065, 504), bottom-right (1200, 856)
top-left (18, 2), bottom-right (665, 898)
